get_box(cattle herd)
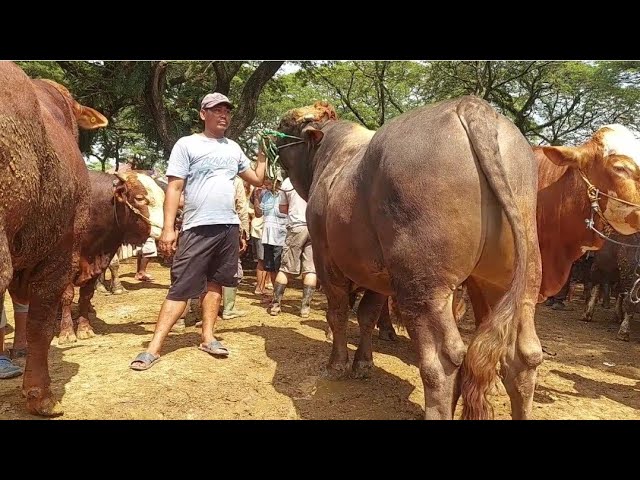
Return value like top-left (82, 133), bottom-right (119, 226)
top-left (2, 61), bottom-right (640, 419)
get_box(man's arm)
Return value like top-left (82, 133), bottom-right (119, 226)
top-left (238, 149), bottom-right (266, 187)
top-left (234, 178), bottom-right (250, 239)
top-left (164, 176), bottom-right (184, 232)
top-left (158, 176), bottom-right (184, 256)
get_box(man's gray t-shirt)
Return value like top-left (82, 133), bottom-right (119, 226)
top-left (166, 134), bottom-right (250, 231)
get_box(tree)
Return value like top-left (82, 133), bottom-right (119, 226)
top-left (141, 61), bottom-right (284, 158)
top-left (17, 60), bottom-right (285, 171)
top-left (297, 61), bottom-right (426, 129)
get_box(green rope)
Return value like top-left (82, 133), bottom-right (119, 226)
top-left (257, 129), bottom-right (303, 193)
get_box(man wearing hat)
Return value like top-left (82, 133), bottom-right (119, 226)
top-left (130, 92), bottom-right (266, 370)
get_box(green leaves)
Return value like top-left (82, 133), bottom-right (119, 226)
top-left (17, 60), bottom-right (640, 173)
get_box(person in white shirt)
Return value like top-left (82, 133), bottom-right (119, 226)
top-left (269, 177), bottom-right (317, 318)
top-left (253, 176), bottom-right (288, 309)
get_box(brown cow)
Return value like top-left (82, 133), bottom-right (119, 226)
top-left (57, 170), bottom-right (164, 344)
top-left (274, 97), bottom-right (542, 420)
top-left (535, 124), bottom-right (640, 300)
top-left (0, 61), bottom-right (107, 415)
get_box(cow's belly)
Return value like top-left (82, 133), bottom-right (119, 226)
top-left (311, 182), bottom-right (393, 295)
top-left (9, 178), bottom-right (78, 271)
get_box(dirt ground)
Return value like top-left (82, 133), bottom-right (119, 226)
top-left (1, 259), bottom-right (639, 420)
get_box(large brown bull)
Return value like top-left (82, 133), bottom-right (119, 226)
top-left (57, 170), bottom-right (164, 344)
top-left (274, 97), bottom-right (542, 420)
top-left (0, 61), bottom-right (107, 415)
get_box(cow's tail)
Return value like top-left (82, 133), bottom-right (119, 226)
top-left (456, 96), bottom-right (529, 420)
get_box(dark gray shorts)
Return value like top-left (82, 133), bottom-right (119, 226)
top-left (167, 224), bottom-right (240, 301)
top-left (263, 244), bottom-right (283, 272)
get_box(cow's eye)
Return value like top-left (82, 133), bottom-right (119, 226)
top-left (613, 164), bottom-right (630, 175)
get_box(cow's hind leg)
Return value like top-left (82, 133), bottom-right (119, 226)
top-left (396, 286), bottom-right (466, 420)
top-left (95, 272), bottom-right (109, 294)
top-left (616, 297), bottom-right (635, 341)
top-left (499, 299), bottom-right (541, 419)
top-left (465, 276), bottom-right (542, 420)
top-left (24, 248), bottom-right (73, 416)
top-left (76, 280), bottom-right (97, 340)
top-left (602, 283), bottom-right (611, 309)
top-left (581, 284), bottom-right (600, 322)
top-left (376, 297), bottom-right (398, 341)
top-left (352, 291), bottom-right (387, 378)
top-left (613, 293), bottom-right (624, 323)
top-left (109, 257), bottom-right (126, 295)
top-left (58, 283), bottom-right (76, 345)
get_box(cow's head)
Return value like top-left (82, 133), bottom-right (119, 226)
top-left (543, 124), bottom-right (640, 235)
top-left (112, 171), bottom-right (165, 242)
top-left (275, 101), bottom-right (337, 200)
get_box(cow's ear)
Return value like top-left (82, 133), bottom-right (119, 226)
top-left (302, 125), bottom-right (324, 146)
top-left (542, 145), bottom-right (588, 169)
top-left (112, 178), bottom-right (128, 203)
top-left (74, 104), bottom-right (108, 130)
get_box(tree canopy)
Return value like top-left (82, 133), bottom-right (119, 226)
top-left (16, 60), bottom-right (640, 172)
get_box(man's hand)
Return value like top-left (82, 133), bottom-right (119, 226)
top-left (159, 228), bottom-right (178, 257)
top-left (239, 234), bottom-right (248, 255)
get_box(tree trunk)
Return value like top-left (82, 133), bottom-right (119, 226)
top-left (212, 61), bottom-right (244, 94)
top-left (225, 61), bottom-right (284, 140)
top-left (144, 61), bottom-right (177, 157)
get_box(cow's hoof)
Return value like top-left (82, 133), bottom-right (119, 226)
top-left (351, 360), bottom-right (374, 378)
top-left (25, 388), bottom-right (63, 417)
top-left (95, 284), bottom-right (109, 295)
top-left (323, 362), bottom-right (349, 380)
top-left (378, 329), bottom-right (398, 342)
top-left (616, 332), bottom-right (630, 342)
top-left (111, 287), bottom-right (126, 295)
top-left (325, 330), bottom-right (334, 343)
top-left (76, 323), bottom-right (95, 340)
top-left (579, 315), bottom-right (592, 323)
top-left (58, 330), bottom-right (77, 345)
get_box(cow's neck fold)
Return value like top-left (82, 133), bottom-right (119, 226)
top-left (538, 167), bottom-right (604, 296)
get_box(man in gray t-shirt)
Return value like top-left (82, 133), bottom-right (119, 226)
top-left (130, 92), bottom-right (266, 370)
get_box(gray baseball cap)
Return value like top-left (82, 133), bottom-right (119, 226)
top-left (201, 92), bottom-right (234, 110)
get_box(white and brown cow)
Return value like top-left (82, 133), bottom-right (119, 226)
top-left (57, 170), bottom-right (165, 343)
